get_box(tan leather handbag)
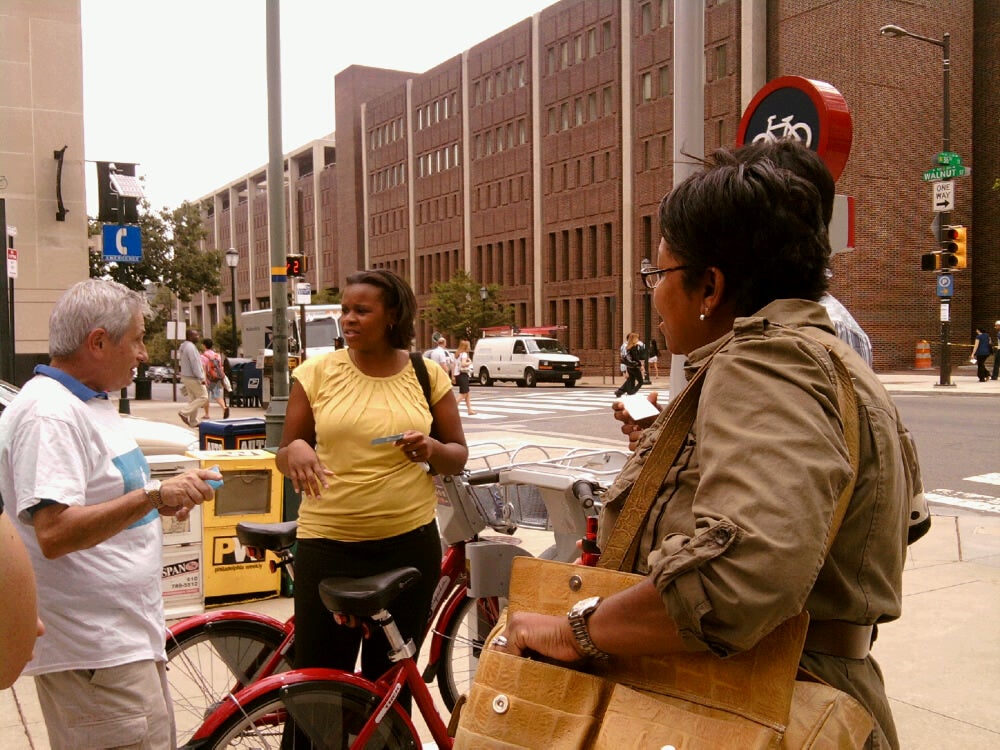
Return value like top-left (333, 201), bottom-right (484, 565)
top-left (454, 334), bottom-right (874, 749)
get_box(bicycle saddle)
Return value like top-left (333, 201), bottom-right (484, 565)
top-left (319, 567), bottom-right (422, 618)
top-left (236, 520), bottom-right (298, 551)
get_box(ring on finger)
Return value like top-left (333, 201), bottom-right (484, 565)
top-left (490, 635), bottom-right (508, 648)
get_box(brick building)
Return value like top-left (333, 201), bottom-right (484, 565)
top-left (192, 0), bottom-right (999, 374)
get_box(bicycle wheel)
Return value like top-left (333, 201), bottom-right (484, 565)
top-left (437, 595), bottom-right (500, 711)
top-left (167, 619), bottom-right (293, 745)
top-left (192, 679), bottom-right (418, 749)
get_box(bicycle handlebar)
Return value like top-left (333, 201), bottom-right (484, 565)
top-left (572, 479), bottom-right (599, 509)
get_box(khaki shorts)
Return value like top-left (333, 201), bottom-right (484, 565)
top-left (34, 660), bottom-right (174, 750)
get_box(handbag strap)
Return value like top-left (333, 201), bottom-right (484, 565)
top-left (598, 335), bottom-right (731, 571)
top-left (598, 329), bottom-right (859, 572)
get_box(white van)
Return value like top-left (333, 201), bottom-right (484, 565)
top-left (472, 336), bottom-right (582, 387)
top-left (240, 304), bottom-right (343, 360)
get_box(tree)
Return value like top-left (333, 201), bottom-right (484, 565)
top-left (423, 270), bottom-right (513, 343)
top-left (213, 315), bottom-right (240, 358)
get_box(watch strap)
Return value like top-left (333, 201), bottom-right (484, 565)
top-left (568, 597), bottom-right (609, 660)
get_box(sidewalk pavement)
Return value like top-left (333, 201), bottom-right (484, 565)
top-left (2, 368), bottom-right (998, 749)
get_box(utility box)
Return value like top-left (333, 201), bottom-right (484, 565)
top-left (187, 449), bottom-right (283, 605)
top-left (148, 454), bottom-right (204, 620)
top-left (198, 418), bottom-right (267, 451)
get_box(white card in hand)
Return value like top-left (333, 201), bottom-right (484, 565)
top-left (619, 393), bottom-right (659, 421)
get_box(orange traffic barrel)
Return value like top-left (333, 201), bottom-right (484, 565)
top-left (914, 340), bottom-right (932, 370)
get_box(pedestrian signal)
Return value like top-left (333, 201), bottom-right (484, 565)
top-left (941, 225), bottom-right (967, 269)
top-left (285, 255), bottom-right (308, 277)
top-left (921, 252), bottom-right (958, 271)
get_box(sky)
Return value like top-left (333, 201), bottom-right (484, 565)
top-left (81, 0), bottom-right (554, 215)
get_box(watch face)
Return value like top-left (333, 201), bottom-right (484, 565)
top-left (571, 596), bottom-right (601, 616)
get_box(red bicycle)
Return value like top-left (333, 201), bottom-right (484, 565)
top-left (168, 444), bottom-right (624, 748)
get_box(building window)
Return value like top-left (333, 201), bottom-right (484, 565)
top-left (588, 27), bottom-right (597, 56)
top-left (715, 44), bottom-right (727, 79)
top-left (548, 47), bottom-right (556, 75)
top-left (561, 41), bottom-right (569, 68)
top-left (603, 86), bottom-right (613, 115)
top-left (496, 126), bottom-right (504, 152)
top-left (659, 0), bottom-right (670, 27)
top-left (474, 81), bottom-right (481, 105)
top-left (474, 133), bottom-right (481, 158)
top-left (575, 35), bottom-right (584, 62)
top-left (519, 118), bottom-right (527, 144)
top-left (602, 21), bottom-right (612, 50)
top-left (659, 65), bottom-right (670, 97)
top-left (561, 102), bottom-right (569, 130)
top-left (575, 97), bottom-right (583, 125)
top-left (641, 72), bottom-right (652, 101)
top-left (549, 108), bottom-right (557, 134)
top-left (518, 61), bottom-right (526, 86)
top-left (588, 92), bottom-right (597, 120)
top-left (641, 3), bottom-right (652, 34)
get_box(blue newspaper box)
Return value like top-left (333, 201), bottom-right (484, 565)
top-left (198, 418), bottom-right (267, 451)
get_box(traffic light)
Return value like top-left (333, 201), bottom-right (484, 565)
top-left (285, 254), bottom-right (308, 277)
top-left (921, 252), bottom-right (956, 271)
top-left (941, 225), bottom-right (967, 269)
top-left (96, 161), bottom-right (141, 224)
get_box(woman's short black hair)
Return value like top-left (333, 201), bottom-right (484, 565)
top-left (658, 144), bottom-right (830, 316)
top-left (345, 269), bottom-right (416, 349)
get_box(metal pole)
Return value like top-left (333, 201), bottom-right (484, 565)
top-left (0, 200), bottom-right (14, 383)
top-left (937, 32), bottom-right (953, 387)
top-left (264, 0), bottom-right (290, 447)
top-left (229, 265), bottom-right (237, 354)
top-left (669, 0), bottom-right (705, 402)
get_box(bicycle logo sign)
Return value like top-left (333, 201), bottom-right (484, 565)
top-left (751, 114), bottom-right (813, 147)
top-left (736, 76), bottom-right (853, 181)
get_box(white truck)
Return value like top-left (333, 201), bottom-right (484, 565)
top-left (240, 304), bottom-right (343, 362)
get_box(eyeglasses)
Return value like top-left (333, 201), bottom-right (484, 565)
top-left (639, 265), bottom-right (692, 289)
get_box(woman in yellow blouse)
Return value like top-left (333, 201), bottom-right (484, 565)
top-left (277, 269), bottom-right (468, 696)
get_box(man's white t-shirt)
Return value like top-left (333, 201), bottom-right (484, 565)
top-left (0, 371), bottom-right (165, 675)
top-left (428, 345), bottom-right (453, 374)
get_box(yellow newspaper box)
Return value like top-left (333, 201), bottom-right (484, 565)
top-left (188, 449), bottom-right (283, 604)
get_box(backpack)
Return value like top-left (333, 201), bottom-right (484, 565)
top-left (204, 352), bottom-right (224, 383)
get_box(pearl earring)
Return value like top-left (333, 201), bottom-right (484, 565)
top-left (699, 313), bottom-right (706, 322)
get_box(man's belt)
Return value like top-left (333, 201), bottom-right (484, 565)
top-left (804, 620), bottom-right (874, 660)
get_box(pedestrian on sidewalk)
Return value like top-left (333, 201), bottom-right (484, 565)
top-left (971, 325), bottom-right (992, 382)
top-left (275, 269), bottom-right (468, 736)
top-left (200, 338), bottom-right (230, 419)
top-left (428, 335), bottom-right (454, 379)
top-left (493, 144), bottom-right (915, 750)
top-left (0, 279), bottom-right (220, 748)
top-left (614, 332), bottom-right (644, 397)
top-left (647, 338), bottom-right (659, 377)
top-left (178, 327), bottom-right (207, 426)
top-left (453, 338), bottom-right (475, 414)
top-left (992, 320), bottom-right (1000, 381)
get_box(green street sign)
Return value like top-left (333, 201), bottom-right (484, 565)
top-left (922, 165), bottom-right (969, 181)
top-left (936, 151), bottom-right (962, 167)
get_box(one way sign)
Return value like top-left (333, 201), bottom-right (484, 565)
top-left (933, 180), bottom-right (954, 212)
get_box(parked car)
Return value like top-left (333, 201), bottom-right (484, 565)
top-left (0, 379), bottom-right (198, 456)
top-left (146, 365), bottom-right (176, 383)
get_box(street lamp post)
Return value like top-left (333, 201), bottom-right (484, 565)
top-left (879, 23), bottom-right (954, 387)
top-left (478, 286), bottom-right (487, 339)
top-left (225, 247), bottom-right (239, 356)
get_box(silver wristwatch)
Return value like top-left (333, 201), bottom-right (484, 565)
top-left (567, 596), bottom-right (610, 660)
top-left (144, 479), bottom-right (164, 510)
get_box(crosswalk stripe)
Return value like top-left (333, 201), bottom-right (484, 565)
top-left (925, 490), bottom-right (1000, 514)
top-left (966, 473), bottom-right (1000, 486)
